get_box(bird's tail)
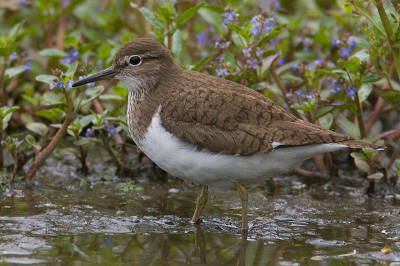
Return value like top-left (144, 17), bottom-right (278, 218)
top-left (337, 139), bottom-right (385, 150)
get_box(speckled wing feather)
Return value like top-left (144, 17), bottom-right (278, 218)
top-left (159, 71), bottom-right (376, 155)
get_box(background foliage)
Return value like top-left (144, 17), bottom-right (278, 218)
top-left (0, 0), bottom-right (399, 193)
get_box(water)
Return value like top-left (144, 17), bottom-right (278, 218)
top-left (1, 158), bottom-right (400, 265)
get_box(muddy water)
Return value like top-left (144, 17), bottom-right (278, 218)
top-left (1, 159), bottom-right (400, 265)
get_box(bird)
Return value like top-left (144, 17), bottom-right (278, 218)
top-left (72, 37), bottom-right (384, 231)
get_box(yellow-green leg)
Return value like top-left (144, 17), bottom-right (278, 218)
top-left (234, 182), bottom-right (248, 231)
top-left (191, 185), bottom-right (208, 223)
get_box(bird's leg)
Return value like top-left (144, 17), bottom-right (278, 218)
top-left (234, 182), bottom-right (248, 231)
top-left (191, 185), bottom-right (208, 223)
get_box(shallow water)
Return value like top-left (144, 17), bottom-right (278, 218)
top-left (1, 159), bottom-right (400, 265)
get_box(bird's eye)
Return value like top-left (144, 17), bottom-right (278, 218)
top-left (129, 55), bottom-right (141, 66)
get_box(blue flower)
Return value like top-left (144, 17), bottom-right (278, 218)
top-left (305, 62), bottom-right (314, 72)
top-left (57, 82), bottom-right (65, 89)
top-left (285, 89), bottom-right (292, 99)
top-left (348, 36), bottom-right (357, 49)
top-left (293, 65), bottom-right (298, 70)
top-left (25, 61), bottom-right (32, 72)
top-left (331, 86), bottom-right (341, 95)
top-left (346, 86), bottom-right (357, 98)
top-left (242, 48), bottom-right (252, 58)
top-left (97, 58), bottom-right (103, 69)
top-left (9, 52), bottom-right (17, 62)
top-left (86, 129), bottom-right (93, 138)
top-left (327, 61), bottom-right (335, 68)
top-left (295, 90), bottom-right (302, 97)
top-left (306, 92), bottom-right (314, 101)
top-left (217, 68), bottom-right (229, 77)
top-left (331, 38), bottom-right (340, 47)
top-left (19, 0), bottom-right (27, 7)
top-left (247, 58), bottom-right (258, 69)
top-left (256, 47), bottom-right (265, 58)
top-left (62, 0), bottom-right (70, 8)
top-left (66, 80), bottom-right (74, 91)
top-left (50, 84), bottom-right (55, 90)
top-left (1, 140), bottom-right (5, 145)
top-left (107, 125), bottom-right (117, 136)
top-left (278, 58), bottom-right (285, 65)
top-left (196, 32), bottom-right (211, 46)
top-left (340, 47), bottom-right (352, 58)
top-left (302, 38), bottom-right (313, 51)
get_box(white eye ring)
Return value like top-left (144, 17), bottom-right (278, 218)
top-left (129, 55), bottom-right (142, 66)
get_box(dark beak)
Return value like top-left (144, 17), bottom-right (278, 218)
top-left (72, 67), bottom-right (118, 87)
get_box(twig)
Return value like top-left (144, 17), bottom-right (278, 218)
top-left (293, 166), bottom-right (330, 179)
top-left (0, 57), bottom-right (8, 105)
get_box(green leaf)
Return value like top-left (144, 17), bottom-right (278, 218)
top-left (191, 53), bottom-right (216, 71)
top-left (318, 113), bottom-right (333, 129)
top-left (80, 86), bottom-right (104, 107)
top-left (376, 89), bottom-right (400, 107)
top-left (36, 75), bottom-right (58, 84)
top-left (0, 44), bottom-right (17, 57)
top-left (65, 61), bottom-right (78, 79)
top-left (74, 138), bottom-right (92, 146)
top-left (256, 24), bottom-right (287, 47)
top-left (35, 109), bottom-right (65, 121)
top-left (358, 83), bottom-right (372, 103)
top-left (198, 7), bottom-right (223, 30)
top-left (176, 3), bottom-right (205, 29)
top-left (338, 57), bottom-right (360, 74)
top-left (26, 122), bottom-right (48, 137)
top-left (99, 43), bottom-right (111, 60)
top-left (172, 29), bottom-right (182, 57)
top-left (337, 103), bottom-right (358, 115)
top-left (4, 66), bottom-right (25, 81)
top-left (352, 49), bottom-right (369, 62)
top-left (225, 23), bottom-right (249, 40)
top-left (131, 3), bottom-right (164, 29)
top-left (39, 49), bottom-right (68, 57)
top-left (391, 22), bottom-right (400, 42)
top-left (350, 152), bottom-right (367, 161)
top-left (112, 86), bottom-right (128, 97)
top-left (336, 116), bottom-right (361, 139)
top-left (79, 114), bottom-right (95, 128)
top-left (99, 94), bottom-right (124, 101)
top-left (361, 74), bottom-right (382, 83)
top-left (9, 21), bottom-right (25, 44)
top-left (25, 134), bottom-right (41, 152)
top-left (224, 53), bottom-right (236, 69)
top-left (315, 106), bottom-right (334, 119)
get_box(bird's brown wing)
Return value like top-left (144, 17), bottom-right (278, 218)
top-left (160, 74), bottom-right (353, 156)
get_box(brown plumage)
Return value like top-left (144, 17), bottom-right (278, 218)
top-left (72, 37), bottom-right (385, 231)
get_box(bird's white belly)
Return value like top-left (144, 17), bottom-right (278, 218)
top-left (134, 108), bottom-right (348, 189)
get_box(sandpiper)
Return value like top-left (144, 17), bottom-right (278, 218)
top-left (73, 37), bottom-right (383, 231)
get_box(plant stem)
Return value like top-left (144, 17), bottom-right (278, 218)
top-left (25, 116), bottom-right (74, 179)
top-left (99, 131), bottom-right (124, 173)
top-left (0, 57), bottom-right (8, 105)
top-left (380, 54), bottom-right (394, 90)
top-left (0, 121), bottom-right (3, 169)
top-left (376, 1), bottom-right (400, 81)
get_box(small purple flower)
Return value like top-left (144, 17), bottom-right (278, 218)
top-left (247, 58), bottom-right (258, 69)
top-left (305, 62), bottom-right (314, 72)
top-left (331, 37), bottom-right (340, 47)
top-left (214, 38), bottom-right (231, 50)
top-left (331, 86), bottom-right (341, 95)
top-left (327, 61), bottom-right (335, 68)
top-left (201, 51), bottom-right (208, 58)
top-left (293, 65), bottom-right (298, 71)
top-left (57, 82), bottom-right (65, 89)
top-left (302, 38), bottom-right (313, 51)
top-left (306, 92), bottom-right (314, 101)
top-left (295, 90), bottom-right (302, 97)
top-left (348, 36), bottom-right (357, 49)
top-left (242, 48), bottom-right (252, 58)
top-left (19, 0), bottom-right (27, 7)
top-left (9, 52), bottom-right (17, 62)
top-left (103, 119), bottom-right (108, 126)
top-left (97, 58), bottom-right (103, 69)
top-left (315, 57), bottom-right (322, 65)
top-left (285, 89), bottom-right (292, 99)
top-left (257, 47), bottom-right (265, 58)
top-left (25, 61), bottom-right (32, 72)
top-left (278, 58), bottom-right (285, 65)
top-left (340, 47), bottom-right (352, 58)
top-left (107, 125), bottom-right (117, 136)
top-left (50, 83), bottom-right (55, 90)
top-left (1, 140), bottom-right (5, 145)
top-left (86, 129), bottom-right (93, 138)
top-left (217, 68), bottom-right (229, 77)
top-left (346, 86), bottom-right (357, 98)
top-left (196, 32), bottom-right (211, 46)
top-left (63, 54), bottom-right (72, 64)
top-left (66, 80), bottom-right (74, 91)
top-left (62, 0), bottom-right (70, 8)
top-left (310, 30), bottom-right (315, 35)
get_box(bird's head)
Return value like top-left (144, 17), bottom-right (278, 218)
top-left (72, 37), bottom-right (181, 92)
